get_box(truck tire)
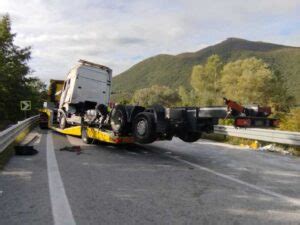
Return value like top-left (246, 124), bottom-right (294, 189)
top-left (177, 132), bottom-right (201, 143)
top-left (132, 112), bottom-right (156, 144)
top-left (39, 122), bottom-right (48, 129)
top-left (39, 112), bottom-right (48, 129)
top-left (110, 105), bottom-right (128, 134)
top-left (81, 126), bottom-right (92, 144)
top-left (59, 113), bottom-right (67, 129)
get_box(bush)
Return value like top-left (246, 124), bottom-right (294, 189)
top-left (218, 118), bottom-right (234, 125)
top-left (279, 108), bottom-right (300, 132)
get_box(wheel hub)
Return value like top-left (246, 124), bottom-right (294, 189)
top-left (136, 120), bottom-right (146, 136)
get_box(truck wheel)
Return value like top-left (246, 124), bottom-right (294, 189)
top-left (39, 123), bottom-right (48, 129)
top-left (177, 132), bottom-right (201, 143)
top-left (132, 112), bottom-right (156, 144)
top-left (81, 127), bottom-right (92, 144)
top-left (39, 112), bottom-right (48, 129)
top-left (110, 105), bottom-right (128, 134)
top-left (59, 113), bottom-right (67, 129)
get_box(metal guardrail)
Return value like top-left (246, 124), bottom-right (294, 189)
top-left (0, 116), bottom-right (39, 154)
top-left (214, 125), bottom-right (300, 146)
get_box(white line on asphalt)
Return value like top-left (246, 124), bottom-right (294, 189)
top-left (47, 132), bottom-right (76, 225)
top-left (164, 153), bottom-right (300, 207)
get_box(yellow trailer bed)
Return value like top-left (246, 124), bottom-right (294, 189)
top-left (39, 108), bottom-right (134, 144)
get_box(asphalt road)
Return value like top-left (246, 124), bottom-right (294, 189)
top-left (0, 128), bottom-right (300, 225)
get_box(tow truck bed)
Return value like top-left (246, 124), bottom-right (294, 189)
top-left (40, 108), bottom-right (134, 144)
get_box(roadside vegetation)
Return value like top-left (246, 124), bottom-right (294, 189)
top-left (131, 85), bottom-right (180, 107)
top-left (0, 15), bottom-right (46, 130)
top-left (278, 108), bottom-right (300, 132)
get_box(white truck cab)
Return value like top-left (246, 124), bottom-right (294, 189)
top-left (58, 60), bottom-right (112, 128)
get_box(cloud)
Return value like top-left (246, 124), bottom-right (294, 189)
top-left (0, 0), bottom-right (299, 82)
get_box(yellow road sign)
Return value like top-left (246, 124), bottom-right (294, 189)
top-left (20, 100), bottom-right (31, 111)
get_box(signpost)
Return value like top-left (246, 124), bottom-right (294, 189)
top-left (20, 100), bottom-right (31, 118)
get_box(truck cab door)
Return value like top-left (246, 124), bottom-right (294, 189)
top-left (59, 79), bottom-right (71, 109)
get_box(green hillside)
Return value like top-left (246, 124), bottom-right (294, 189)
top-left (112, 38), bottom-right (300, 103)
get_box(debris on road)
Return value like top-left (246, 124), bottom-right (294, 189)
top-left (258, 144), bottom-right (291, 155)
top-left (60, 146), bottom-right (82, 155)
top-left (14, 134), bottom-right (39, 156)
top-left (15, 146), bottom-right (38, 155)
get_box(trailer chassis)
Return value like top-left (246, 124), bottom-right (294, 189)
top-left (40, 99), bottom-right (277, 145)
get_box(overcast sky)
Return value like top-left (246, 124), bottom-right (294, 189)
top-left (0, 0), bottom-right (300, 82)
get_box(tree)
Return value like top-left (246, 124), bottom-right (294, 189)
top-left (178, 86), bottom-right (198, 106)
top-left (268, 70), bottom-right (294, 112)
top-left (131, 85), bottom-right (180, 107)
top-left (220, 57), bottom-right (293, 110)
top-left (0, 14), bottom-right (45, 126)
top-left (190, 54), bottom-right (223, 105)
top-left (25, 77), bottom-right (47, 114)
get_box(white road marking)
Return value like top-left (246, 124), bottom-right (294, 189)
top-left (1, 170), bottom-right (32, 181)
top-left (163, 152), bottom-right (300, 207)
top-left (47, 132), bottom-right (76, 225)
top-left (1, 171), bottom-right (32, 176)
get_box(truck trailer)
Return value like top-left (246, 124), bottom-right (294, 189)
top-left (40, 60), bottom-right (278, 145)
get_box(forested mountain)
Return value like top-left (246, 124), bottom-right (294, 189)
top-left (112, 38), bottom-right (300, 103)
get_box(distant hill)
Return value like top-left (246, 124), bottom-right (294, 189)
top-left (112, 38), bottom-right (300, 103)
